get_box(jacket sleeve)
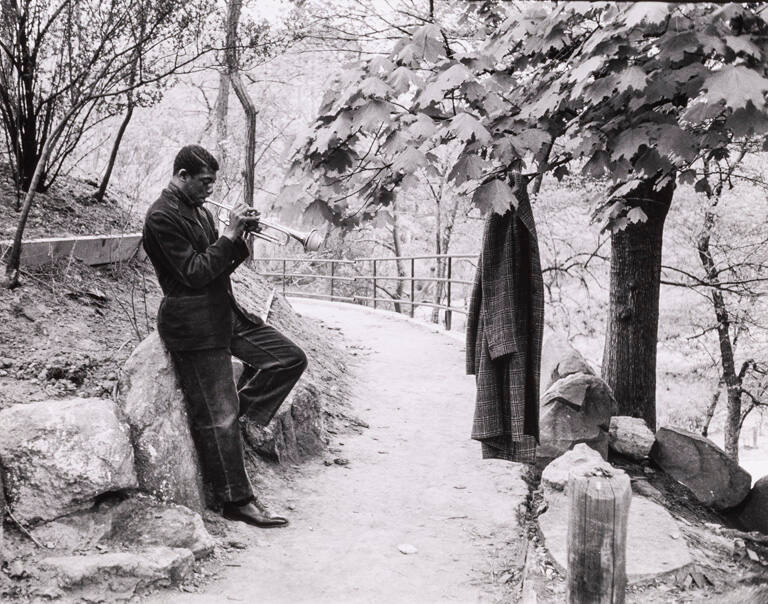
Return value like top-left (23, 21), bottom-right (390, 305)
top-left (144, 209), bottom-right (245, 289)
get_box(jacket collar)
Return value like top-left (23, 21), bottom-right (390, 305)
top-left (162, 183), bottom-right (200, 225)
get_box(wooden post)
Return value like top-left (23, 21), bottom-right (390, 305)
top-left (330, 262), bottom-right (335, 300)
top-left (282, 259), bottom-right (286, 297)
top-left (372, 259), bottom-right (377, 309)
top-left (445, 255), bottom-right (452, 331)
top-left (567, 471), bottom-right (631, 604)
top-left (410, 258), bottom-right (415, 318)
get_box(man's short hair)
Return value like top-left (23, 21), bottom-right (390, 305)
top-left (173, 145), bottom-right (219, 176)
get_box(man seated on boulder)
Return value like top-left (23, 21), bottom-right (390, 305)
top-left (142, 144), bottom-right (307, 528)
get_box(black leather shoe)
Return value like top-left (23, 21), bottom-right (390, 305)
top-left (222, 500), bottom-right (289, 529)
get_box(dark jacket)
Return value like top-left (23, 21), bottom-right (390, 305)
top-left (142, 185), bottom-right (251, 351)
top-left (466, 182), bottom-right (544, 463)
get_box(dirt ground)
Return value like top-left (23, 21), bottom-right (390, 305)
top-left (142, 299), bottom-right (531, 604)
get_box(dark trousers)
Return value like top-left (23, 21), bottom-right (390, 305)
top-left (170, 310), bottom-right (308, 503)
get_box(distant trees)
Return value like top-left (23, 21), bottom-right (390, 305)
top-left (1, 0), bottom-right (211, 287)
top-left (288, 1), bottom-right (768, 430)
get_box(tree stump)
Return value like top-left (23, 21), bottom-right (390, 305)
top-left (566, 469), bottom-right (631, 604)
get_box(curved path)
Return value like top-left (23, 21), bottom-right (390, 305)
top-left (149, 300), bottom-right (528, 604)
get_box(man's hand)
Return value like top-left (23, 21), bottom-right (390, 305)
top-left (223, 204), bottom-right (261, 241)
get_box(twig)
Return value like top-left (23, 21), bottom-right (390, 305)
top-left (6, 506), bottom-right (47, 548)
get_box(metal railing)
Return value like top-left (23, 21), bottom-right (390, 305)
top-left (252, 254), bottom-right (478, 331)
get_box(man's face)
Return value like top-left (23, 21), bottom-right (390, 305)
top-left (179, 166), bottom-right (217, 205)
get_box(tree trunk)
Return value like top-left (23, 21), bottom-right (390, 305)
top-left (602, 179), bottom-right (675, 430)
top-left (390, 201), bottom-right (405, 313)
top-left (697, 196), bottom-right (742, 461)
top-left (213, 69), bottom-right (231, 177)
top-left (94, 103), bottom-right (134, 203)
top-left (224, 0), bottom-right (256, 207)
top-left (431, 200), bottom-right (443, 324)
top-left (5, 110), bottom-right (75, 287)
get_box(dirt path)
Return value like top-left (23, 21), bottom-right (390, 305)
top-left (147, 300), bottom-right (529, 604)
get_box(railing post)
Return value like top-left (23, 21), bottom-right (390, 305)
top-left (330, 261), bottom-right (335, 299)
top-left (282, 259), bottom-right (286, 297)
top-left (372, 259), bottom-right (377, 309)
top-left (567, 470), bottom-right (631, 604)
top-left (410, 258), bottom-right (415, 318)
top-left (445, 256), bottom-right (452, 331)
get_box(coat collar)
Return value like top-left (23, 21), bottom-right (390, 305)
top-left (162, 183), bottom-right (200, 221)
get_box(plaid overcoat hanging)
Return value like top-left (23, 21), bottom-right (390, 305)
top-left (466, 185), bottom-right (544, 463)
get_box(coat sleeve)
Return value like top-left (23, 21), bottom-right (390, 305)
top-left (144, 209), bottom-right (246, 290)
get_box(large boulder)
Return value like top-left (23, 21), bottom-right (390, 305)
top-left (118, 332), bottom-right (205, 512)
top-left (540, 336), bottom-right (596, 391)
top-left (537, 373), bottom-right (618, 464)
top-left (736, 475), bottom-right (768, 534)
top-left (32, 546), bottom-right (193, 601)
top-left (0, 398), bottom-right (137, 524)
top-left (609, 416), bottom-right (655, 460)
top-left (538, 443), bottom-right (694, 583)
top-left (651, 426), bottom-right (751, 510)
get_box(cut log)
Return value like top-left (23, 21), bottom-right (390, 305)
top-left (567, 470), bottom-right (631, 604)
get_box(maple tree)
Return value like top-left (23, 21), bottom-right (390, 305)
top-left (287, 1), bottom-right (768, 429)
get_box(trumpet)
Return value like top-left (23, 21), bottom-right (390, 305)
top-left (206, 200), bottom-right (323, 253)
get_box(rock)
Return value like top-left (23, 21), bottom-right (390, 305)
top-left (540, 443), bottom-right (615, 500)
top-left (118, 332), bottom-right (205, 512)
top-left (609, 416), bottom-right (655, 460)
top-left (32, 496), bottom-right (215, 559)
top-left (539, 443), bottom-right (693, 582)
top-left (106, 498), bottom-right (215, 559)
top-left (537, 373), bottom-right (617, 465)
top-left (540, 336), bottom-right (595, 391)
top-left (651, 426), bottom-right (751, 510)
top-left (398, 543), bottom-right (418, 555)
top-left (242, 382), bottom-right (325, 464)
top-left (0, 398), bottom-right (137, 523)
top-left (736, 476), bottom-right (768, 534)
top-left (33, 546), bottom-right (193, 601)
top-left (538, 490), bottom-right (694, 583)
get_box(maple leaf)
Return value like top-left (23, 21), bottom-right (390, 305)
top-left (407, 113), bottom-right (437, 140)
top-left (447, 154), bottom-right (485, 186)
top-left (368, 56), bottom-right (394, 76)
top-left (508, 128), bottom-right (551, 156)
top-left (449, 112), bottom-right (491, 144)
top-left (472, 179), bottom-right (517, 215)
top-left (568, 55), bottom-right (605, 85)
top-left (622, 3), bottom-right (670, 28)
top-left (724, 36), bottom-right (762, 60)
top-left (388, 66), bottom-right (421, 94)
top-left (358, 77), bottom-right (393, 99)
top-left (303, 199), bottom-right (335, 227)
top-left (626, 206), bottom-right (648, 224)
top-left (614, 66), bottom-right (647, 94)
top-left (412, 24), bottom-right (445, 63)
top-left (726, 104), bottom-right (768, 138)
top-left (678, 169), bottom-right (696, 185)
top-left (655, 125), bottom-right (698, 164)
top-left (350, 100), bottom-right (392, 131)
top-left (391, 147), bottom-right (426, 174)
top-left (703, 66), bottom-right (768, 110)
top-left (611, 127), bottom-right (650, 161)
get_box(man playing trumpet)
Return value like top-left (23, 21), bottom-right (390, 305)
top-left (142, 144), bottom-right (307, 528)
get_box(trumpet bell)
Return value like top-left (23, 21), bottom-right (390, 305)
top-left (302, 229), bottom-right (323, 252)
